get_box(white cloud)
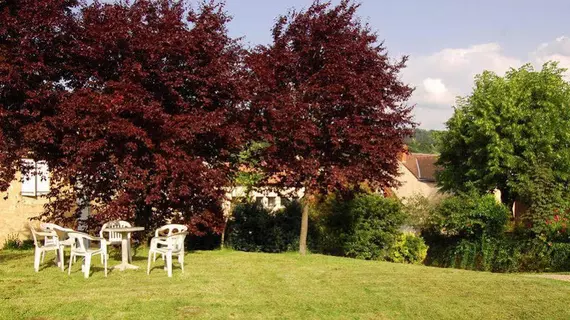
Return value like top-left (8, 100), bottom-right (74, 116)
top-left (532, 36), bottom-right (570, 76)
top-left (403, 37), bottom-right (570, 129)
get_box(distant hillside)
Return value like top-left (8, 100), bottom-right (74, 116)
top-left (405, 129), bottom-right (444, 154)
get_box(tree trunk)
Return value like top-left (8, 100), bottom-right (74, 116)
top-left (220, 215), bottom-right (230, 249)
top-left (299, 200), bottom-right (309, 255)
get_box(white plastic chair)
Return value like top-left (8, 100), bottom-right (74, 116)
top-left (67, 232), bottom-right (108, 279)
top-left (29, 224), bottom-right (64, 272)
top-left (147, 232), bottom-right (188, 277)
top-left (41, 223), bottom-right (75, 265)
top-left (100, 220), bottom-right (132, 263)
top-left (152, 224), bottom-right (188, 262)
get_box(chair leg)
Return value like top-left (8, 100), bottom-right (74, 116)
top-left (147, 252), bottom-right (152, 275)
top-left (103, 253), bottom-right (108, 278)
top-left (41, 250), bottom-right (45, 263)
top-left (59, 247), bottom-right (65, 272)
top-left (166, 252), bottom-right (172, 277)
top-left (179, 253), bottom-right (184, 273)
top-left (34, 249), bottom-right (42, 272)
top-left (68, 253), bottom-right (74, 275)
top-left (84, 255), bottom-right (91, 279)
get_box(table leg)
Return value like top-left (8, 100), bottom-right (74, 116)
top-left (113, 232), bottom-right (139, 271)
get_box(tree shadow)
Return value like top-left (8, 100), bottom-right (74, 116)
top-left (0, 251), bottom-right (33, 263)
top-left (66, 263), bottom-right (113, 277)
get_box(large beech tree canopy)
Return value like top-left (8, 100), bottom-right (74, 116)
top-left (0, 0), bottom-right (414, 236)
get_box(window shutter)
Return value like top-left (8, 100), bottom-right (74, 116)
top-left (21, 159), bottom-right (37, 196)
top-left (36, 160), bottom-right (50, 195)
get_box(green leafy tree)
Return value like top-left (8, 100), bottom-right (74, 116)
top-left (437, 63), bottom-right (570, 211)
top-left (405, 129), bottom-right (444, 154)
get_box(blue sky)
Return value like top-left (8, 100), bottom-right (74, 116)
top-left (96, 0), bottom-right (570, 129)
top-left (224, 0), bottom-right (570, 129)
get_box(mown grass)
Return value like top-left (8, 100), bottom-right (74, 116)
top-left (0, 248), bottom-right (569, 319)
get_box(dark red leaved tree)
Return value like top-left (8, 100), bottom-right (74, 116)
top-left (247, 0), bottom-right (415, 254)
top-left (1, 0), bottom-right (246, 235)
top-left (0, 0), bottom-right (79, 190)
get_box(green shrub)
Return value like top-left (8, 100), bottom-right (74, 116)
top-left (388, 233), bottom-right (428, 264)
top-left (425, 192), bottom-right (510, 239)
top-left (313, 193), bottom-right (408, 261)
top-left (2, 234), bottom-right (34, 250)
top-left (343, 194), bottom-right (407, 260)
top-left (425, 235), bottom-right (570, 272)
top-left (403, 193), bottom-right (442, 231)
top-left (227, 201), bottom-right (305, 253)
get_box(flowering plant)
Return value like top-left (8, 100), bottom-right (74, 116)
top-left (543, 211), bottom-right (570, 243)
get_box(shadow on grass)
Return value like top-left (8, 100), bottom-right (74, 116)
top-left (0, 250), bottom-right (33, 264)
top-left (66, 264), bottom-right (114, 278)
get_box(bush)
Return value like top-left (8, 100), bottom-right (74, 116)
top-left (388, 233), bottom-right (428, 264)
top-left (425, 192), bottom-right (510, 239)
top-left (313, 193), bottom-right (408, 261)
top-left (425, 235), bottom-right (570, 273)
top-left (227, 201), bottom-right (304, 253)
top-left (2, 234), bottom-right (34, 250)
top-left (343, 194), bottom-right (407, 260)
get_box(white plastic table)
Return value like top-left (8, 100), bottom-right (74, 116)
top-left (103, 226), bottom-right (145, 271)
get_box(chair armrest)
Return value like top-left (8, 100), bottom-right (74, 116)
top-left (35, 231), bottom-right (57, 237)
top-left (85, 235), bottom-right (106, 242)
top-left (150, 236), bottom-right (169, 250)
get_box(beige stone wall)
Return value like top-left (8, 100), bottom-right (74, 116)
top-left (0, 172), bottom-right (49, 246)
top-left (392, 163), bottom-right (439, 202)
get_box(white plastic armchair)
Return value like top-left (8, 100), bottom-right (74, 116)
top-left (152, 224), bottom-right (188, 262)
top-left (67, 232), bottom-right (108, 279)
top-left (100, 220), bottom-right (132, 262)
top-left (40, 223), bottom-right (75, 247)
top-left (147, 232), bottom-right (188, 277)
top-left (29, 223), bottom-right (64, 272)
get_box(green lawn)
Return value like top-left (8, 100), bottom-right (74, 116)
top-left (0, 249), bottom-right (569, 320)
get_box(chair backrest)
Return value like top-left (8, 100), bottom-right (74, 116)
top-left (155, 224), bottom-right (188, 237)
top-left (29, 223), bottom-right (57, 249)
top-left (100, 220), bottom-right (131, 242)
top-left (166, 232), bottom-right (188, 253)
top-left (29, 224), bottom-right (42, 249)
top-left (67, 232), bottom-right (90, 254)
top-left (41, 223), bottom-right (74, 245)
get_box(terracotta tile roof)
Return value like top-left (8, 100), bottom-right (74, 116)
top-left (402, 153), bottom-right (439, 182)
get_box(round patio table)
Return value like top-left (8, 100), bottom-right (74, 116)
top-left (103, 227), bottom-right (145, 271)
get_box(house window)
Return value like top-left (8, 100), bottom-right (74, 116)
top-left (21, 159), bottom-right (50, 197)
top-left (267, 197), bottom-right (276, 208)
top-left (255, 196), bottom-right (264, 207)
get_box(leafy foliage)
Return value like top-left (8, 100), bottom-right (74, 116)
top-left (424, 193), bottom-right (510, 239)
top-left (2, 234), bottom-right (34, 250)
top-left (227, 201), bottom-right (305, 253)
top-left (426, 236), bottom-right (570, 273)
top-left (437, 63), bottom-right (570, 209)
top-left (248, 0), bottom-right (414, 195)
top-left (313, 193), bottom-right (408, 261)
top-left (246, 0), bottom-right (415, 252)
top-left (405, 129), bottom-right (444, 154)
top-left (387, 233), bottom-right (428, 264)
top-left (0, 0), bottom-right (247, 234)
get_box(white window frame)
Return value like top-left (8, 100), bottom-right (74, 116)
top-left (20, 159), bottom-right (50, 197)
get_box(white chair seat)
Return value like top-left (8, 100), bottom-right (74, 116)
top-left (42, 244), bottom-right (60, 251)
